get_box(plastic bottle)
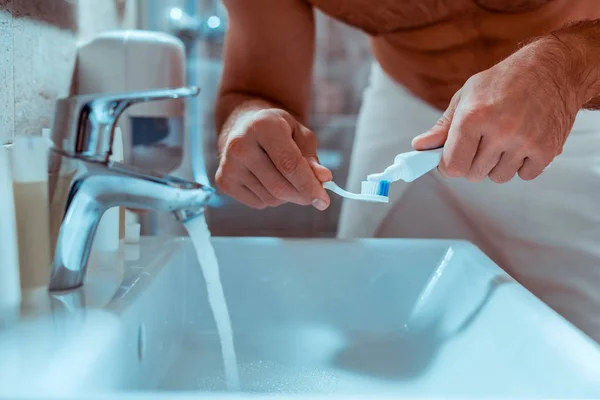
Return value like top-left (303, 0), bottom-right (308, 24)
top-left (0, 144), bottom-right (21, 326)
top-left (10, 136), bottom-right (52, 310)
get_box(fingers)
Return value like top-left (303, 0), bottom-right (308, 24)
top-left (518, 157), bottom-right (545, 181)
top-left (439, 114), bottom-right (481, 178)
top-left (237, 186), bottom-right (267, 209)
top-left (216, 160), bottom-right (263, 209)
top-left (215, 163), bottom-right (284, 209)
top-left (244, 171), bottom-right (286, 207)
top-left (488, 153), bottom-right (524, 183)
top-left (235, 185), bottom-right (267, 210)
top-left (411, 65), bottom-right (570, 184)
top-left (466, 136), bottom-right (503, 182)
top-left (414, 89), bottom-right (485, 179)
top-left (245, 147), bottom-right (304, 204)
top-left (306, 156), bottom-right (333, 183)
top-left (258, 124), bottom-right (330, 208)
top-left (411, 118), bottom-right (449, 150)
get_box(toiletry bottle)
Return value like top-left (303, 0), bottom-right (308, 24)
top-left (10, 137), bottom-right (52, 307)
top-left (0, 144), bottom-right (21, 326)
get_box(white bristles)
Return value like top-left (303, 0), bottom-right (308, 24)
top-left (361, 180), bottom-right (379, 196)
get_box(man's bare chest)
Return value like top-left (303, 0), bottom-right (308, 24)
top-left (307, 0), bottom-right (555, 34)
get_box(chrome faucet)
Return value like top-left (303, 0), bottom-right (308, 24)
top-left (47, 87), bottom-right (213, 292)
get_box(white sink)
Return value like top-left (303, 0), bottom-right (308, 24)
top-left (1, 237), bottom-right (600, 398)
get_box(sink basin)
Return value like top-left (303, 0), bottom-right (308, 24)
top-left (1, 237), bottom-right (600, 398)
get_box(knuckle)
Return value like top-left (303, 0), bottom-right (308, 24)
top-left (496, 115), bottom-right (520, 135)
top-left (518, 169), bottom-right (535, 181)
top-left (250, 110), bottom-right (289, 132)
top-left (215, 168), bottom-right (229, 191)
top-left (521, 136), bottom-right (550, 157)
top-left (460, 107), bottom-right (485, 127)
top-left (511, 134), bottom-right (529, 149)
top-left (296, 181), bottom-right (313, 197)
top-left (226, 136), bottom-right (248, 159)
top-left (489, 172), bottom-right (512, 184)
top-left (454, 126), bottom-right (481, 144)
top-left (254, 108), bottom-right (281, 120)
top-left (494, 136), bottom-right (512, 150)
top-left (494, 128), bottom-right (518, 147)
top-left (529, 146), bottom-right (552, 164)
top-left (269, 180), bottom-right (292, 200)
top-left (277, 153), bottom-right (300, 175)
top-left (300, 128), bottom-right (318, 146)
top-left (474, 102), bottom-right (495, 115)
top-left (216, 178), bottom-right (232, 194)
top-left (435, 115), bottom-right (451, 128)
top-left (246, 116), bottom-right (270, 135)
top-left (444, 159), bottom-right (465, 178)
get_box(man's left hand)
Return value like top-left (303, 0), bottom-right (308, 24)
top-left (412, 37), bottom-right (581, 183)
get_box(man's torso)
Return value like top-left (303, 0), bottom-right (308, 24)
top-left (307, 0), bottom-right (600, 109)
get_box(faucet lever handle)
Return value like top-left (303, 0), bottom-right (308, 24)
top-left (96, 86), bottom-right (200, 114)
top-left (51, 86), bottom-right (200, 163)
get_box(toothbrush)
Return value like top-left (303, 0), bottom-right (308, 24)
top-left (322, 148), bottom-right (442, 204)
top-left (367, 148), bottom-right (443, 183)
top-left (323, 180), bottom-right (389, 203)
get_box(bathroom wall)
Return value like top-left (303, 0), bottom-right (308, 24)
top-left (0, 0), bottom-right (137, 143)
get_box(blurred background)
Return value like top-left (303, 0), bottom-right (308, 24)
top-left (0, 0), bottom-right (373, 237)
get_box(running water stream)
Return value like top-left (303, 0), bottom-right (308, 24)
top-left (184, 215), bottom-right (240, 391)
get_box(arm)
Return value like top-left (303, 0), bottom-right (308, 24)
top-left (412, 19), bottom-right (600, 183)
top-left (549, 19), bottom-right (600, 110)
top-left (215, 0), bottom-right (331, 210)
top-left (217, 0), bottom-right (315, 129)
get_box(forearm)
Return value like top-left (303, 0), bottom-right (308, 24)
top-left (216, 0), bottom-right (315, 141)
top-left (549, 19), bottom-right (600, 110)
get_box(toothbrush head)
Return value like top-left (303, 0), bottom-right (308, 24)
top-left (322, 181), bottom-right (389, 203)
top-left (361, 180), bottom-right (390, 197)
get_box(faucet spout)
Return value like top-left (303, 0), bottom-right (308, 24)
top-left (48, 161), bottom-right (213, 292)
top-left (47, 86), bottom-right (207, 292)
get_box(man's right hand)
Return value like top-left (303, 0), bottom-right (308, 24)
top-left (215, 108), bottom-right (332, 211)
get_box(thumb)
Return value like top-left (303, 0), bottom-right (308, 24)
top-left (412, 91), bottom-right (460, 150)
top-left (306, 156), bottom-right (332, 183)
